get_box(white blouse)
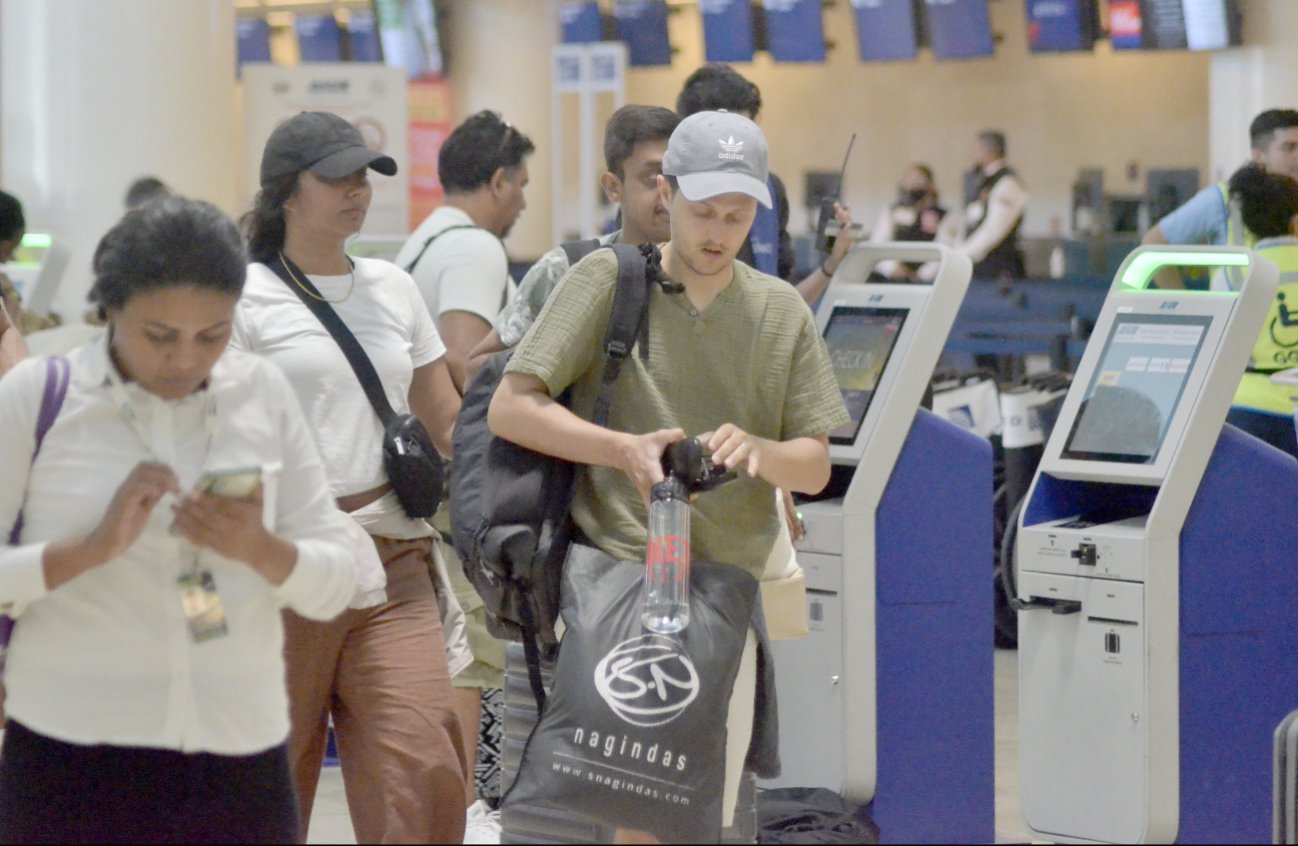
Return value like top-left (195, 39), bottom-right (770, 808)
top-left (0, 337), bottom-right (355, 755)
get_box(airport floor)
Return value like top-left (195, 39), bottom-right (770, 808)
top-left (306, 648), bottom-right (1032, 844)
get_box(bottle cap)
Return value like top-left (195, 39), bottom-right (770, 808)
top-left (651, 477), bottom-right (688, 502)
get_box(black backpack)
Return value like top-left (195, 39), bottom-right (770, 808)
top-left (449, 241), bottom-right (666, 707)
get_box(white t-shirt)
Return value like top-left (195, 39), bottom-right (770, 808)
top-left (393, 206), bottom-right (512, 324)
top-left (231, 258), bottom-right (447, 539)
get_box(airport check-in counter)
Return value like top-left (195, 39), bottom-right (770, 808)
top-left (1015, 247), bottom-right (1298, 843)
top-left (769, 244), bottom-right (995, 843)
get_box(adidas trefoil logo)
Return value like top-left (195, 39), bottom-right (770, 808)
top-left (719, 136), bottom-right (745, 161)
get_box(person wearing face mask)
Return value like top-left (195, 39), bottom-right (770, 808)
top-left (0, 197), bottom-right (355, 843)
top-left (868, 163), bottom-right (962, 282)
top-left (394, 111), bottom-right (535, 394)
top-left (233, 111), bottom-right (469, 844)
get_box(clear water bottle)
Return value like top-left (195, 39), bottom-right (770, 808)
top-left (642, 477), bottom-right (691, 634)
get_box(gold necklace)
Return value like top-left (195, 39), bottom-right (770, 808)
top-left (279, 253), bottom-right (356, 305)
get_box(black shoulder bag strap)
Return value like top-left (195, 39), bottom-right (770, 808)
top-left (405, 223), bottom-right (513, 312)
top-left (269, 254), bottom-right (397, 428)
top-left (402, 224), bottom-right (485, 275)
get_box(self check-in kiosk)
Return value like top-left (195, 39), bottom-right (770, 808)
top-left (772, 243), bottom-right (994, 843)
top-left (1015, 247), bottom-right (1298, 843)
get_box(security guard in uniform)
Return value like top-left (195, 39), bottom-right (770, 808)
top-left (959, 130), bottom-right (1027, 280)
top-left (1223, 163), bottom-right (1298, 456)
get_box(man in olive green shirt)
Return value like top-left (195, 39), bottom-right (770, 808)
top-left (489, 110), bottom-right (849, 577)
top-left (489, 109), bottom-right (849, 835)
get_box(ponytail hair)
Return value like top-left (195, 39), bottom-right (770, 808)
top-left (241, 173), bottom-right (298, 265)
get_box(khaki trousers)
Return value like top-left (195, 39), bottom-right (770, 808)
top-left (283, 536), bottom-right (468, 845)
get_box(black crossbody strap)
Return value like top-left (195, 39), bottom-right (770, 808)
top-left (403, 224), bottom-right (490, 275)
top-left (592, 243), bottom-right (658, 426)
top-left (269, 254), bottom-right (398, 427)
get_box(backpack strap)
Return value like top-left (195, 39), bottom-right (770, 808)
top-left (517, 242), bottom-right (662, 712)
top-left (591, 243), bottom-right (661, 426)
top-left (560, 238), bottom-right (602, 268)
top-left (8, 356), bottom-right (71, 547)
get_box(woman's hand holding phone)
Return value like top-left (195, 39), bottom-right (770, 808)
top-left (89, 462), bottom-right (183, 563)
top-left (170, 475), bottom-right (299, 585)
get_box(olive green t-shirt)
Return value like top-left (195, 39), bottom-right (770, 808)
top-left (505, 250), bottom-right (851, 578)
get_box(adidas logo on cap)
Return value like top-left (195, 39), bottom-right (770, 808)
top-left (719, 136), bottom-right (745, 161)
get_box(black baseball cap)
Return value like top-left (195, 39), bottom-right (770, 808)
top-left (259, 111), bottom-right (398, 187)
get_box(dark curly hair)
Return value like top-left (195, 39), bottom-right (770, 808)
top-left (604, 105), bottom-right (680, 179)
top-left (439, 111), bottom-right (535, 195)
top-left (1229, 163), bottom-right (1298, 241)
top-left (0, 191), bottom-right (24, 244)
top-left (676, 64), bottom-right (762, 119)
top-left (90, 196), bottom-right (246, 315)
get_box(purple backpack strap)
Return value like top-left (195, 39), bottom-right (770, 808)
top-left (6, 357), bottom-right (71, 546)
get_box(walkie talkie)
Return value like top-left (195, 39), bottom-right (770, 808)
top-left (816, 132), bottom-right (857, 254)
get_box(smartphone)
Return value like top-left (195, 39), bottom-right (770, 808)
top-left (195, 466), bottom-right (262, 499)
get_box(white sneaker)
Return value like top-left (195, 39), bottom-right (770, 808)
top-left (463, 800), bottom-right (501, 845)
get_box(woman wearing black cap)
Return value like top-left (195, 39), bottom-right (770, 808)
top-left (233, 112), bottom-right (468, 843)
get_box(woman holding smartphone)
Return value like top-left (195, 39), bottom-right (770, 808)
top-left (233, 111), bottom-right (469, 843)
top-left (0, 197), bottom-right (356, 843)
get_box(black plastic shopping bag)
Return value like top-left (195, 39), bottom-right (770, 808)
top-left (502, 544), bottom-right (758, 843)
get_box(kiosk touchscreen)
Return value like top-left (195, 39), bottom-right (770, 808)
top-left (1016, 247), bottom-right (1298, 843)
top-left (774, 243), bottom-right (994, 842)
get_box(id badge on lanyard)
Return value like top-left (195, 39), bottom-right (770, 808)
top-left (107, 362), bottom-right (229, 644)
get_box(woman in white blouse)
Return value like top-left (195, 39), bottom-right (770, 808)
top-left (0, 197), bottom-right (355, 843)
top-left (233, 111), bottom-right (468, 844)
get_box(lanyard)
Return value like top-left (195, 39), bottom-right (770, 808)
top-left (104, 358), bottom-right (219, 575)
top-left (105, 364), bottom-right (219, 466)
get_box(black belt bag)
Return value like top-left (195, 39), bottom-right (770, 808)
top-left (382, 412), bottom-right (443, 517)
top-left (271, 254), bottom-right (445, 519)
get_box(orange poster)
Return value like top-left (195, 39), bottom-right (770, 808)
top-left (407, 76), bottom-right (453, 230)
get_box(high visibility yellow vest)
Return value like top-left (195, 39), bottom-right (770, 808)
top-left (1233, 236), bottom-right (1298, 414)
top-left (1213, 182), bottom-right (1258, 291)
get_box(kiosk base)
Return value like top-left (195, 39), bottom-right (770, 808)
top-left (1019, 425), bottom-right (1298, 843)
top-left (773, 410), bottom-right (995, 844)
top-left (1178, 425), bottom-right (1298, 843)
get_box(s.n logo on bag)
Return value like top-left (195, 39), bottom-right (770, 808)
top-left (593, 635), bottom-right (700, 728)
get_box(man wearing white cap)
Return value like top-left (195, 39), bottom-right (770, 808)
top-left (489, 111), bottom-right (850, 836)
